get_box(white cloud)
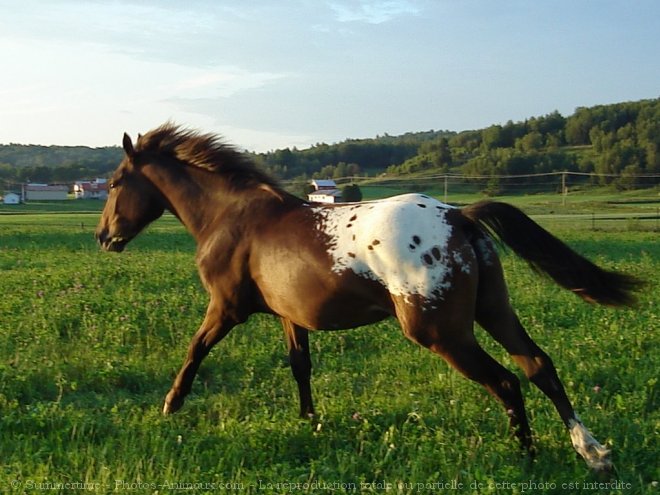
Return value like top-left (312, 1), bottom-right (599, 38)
top-left (0, 34), bottom-right (290, 147)
top-left (211, 124), bottom-right (317, 153)
top-left (329, 0), bottom-right (420, 24)
top-left (169, 69), bottom-right (289, 99)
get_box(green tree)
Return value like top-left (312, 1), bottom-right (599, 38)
top-left (482, 125), bottom-right (505, 149)
top-left (516, 131), bottom-right (543, 152)
top-left (0, 163), bottom-right (15, 181)
top-left (294, 180), bottom-right (315, 199)
top-left (341, 184), bottom-right (362, 202)
top-left (565, 107), bottom-right (594, 145)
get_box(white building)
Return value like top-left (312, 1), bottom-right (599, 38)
top-left (308, 179), bottom-right (341, 203)
top-left (24, 184), bottom-right (68, 201)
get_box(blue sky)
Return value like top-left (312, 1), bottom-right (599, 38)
top-left (1, 0), bottom-right (658, 152)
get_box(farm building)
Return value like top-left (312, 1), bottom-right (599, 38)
top-left (73, 179), bottom-right (109, 200)
top-left (24, 184), bottom-right (68, 201)
top-left (2, 192), bottom-right (21, 204)
top-left (308, 179), bottom-right (342, 203)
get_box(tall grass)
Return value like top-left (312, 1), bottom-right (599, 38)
top-left (0, 210), bottom-right (657, 494)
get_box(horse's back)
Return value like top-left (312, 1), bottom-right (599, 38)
top-left (311, 194), bottom-right (479, 307)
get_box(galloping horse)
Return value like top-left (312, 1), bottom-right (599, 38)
top-left (96, 123), bottom-right (640, 471)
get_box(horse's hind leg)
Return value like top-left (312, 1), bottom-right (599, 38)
top-left (281, 318), bottom-right (314, 417)
top-left (478, 307), bottom-right (611, 470)
top-left (437, 336), bottom-right (533, 452)
top-left (398, 303), bottom-right (533, 452)
top-left (474, 249), bottom-right (612, 470)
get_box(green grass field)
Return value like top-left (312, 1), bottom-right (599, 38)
top-left (0, 196), bottom-right (658, 494)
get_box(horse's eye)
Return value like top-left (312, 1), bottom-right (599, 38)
top-left (109, 180), bottom-right (119, 189)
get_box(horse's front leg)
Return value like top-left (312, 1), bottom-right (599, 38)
top-left (281, 318), bottom-right (315, 418)
top-left (163, 300), bottom-right (235, 415)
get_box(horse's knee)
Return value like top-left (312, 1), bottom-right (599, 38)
top-left (188, 339), bottom-right (207, 359)
top-left (527, 353), bottom-right (565, 394)
top-left (488, 369), bottom-right (523, 403)
top-left (501, 370), bottom-right (521, 393)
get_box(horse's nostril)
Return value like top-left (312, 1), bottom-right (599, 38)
top-left (96, 230), bottom-right (108, 245)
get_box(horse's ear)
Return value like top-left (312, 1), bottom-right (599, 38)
top-left (123, 132), bottom-right (135, 159)
top-left (258, 183), bottom-right (285, 202)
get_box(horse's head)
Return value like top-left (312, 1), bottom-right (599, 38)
top-left (95, 133), bottom-right (165, 252)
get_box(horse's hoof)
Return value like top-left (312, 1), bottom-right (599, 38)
top-left (299, 410), bottom-right (315, 420)
top-left (587, 453), bottom-right (613, 473)
top-left (163, 391), bottom-right (184, 415)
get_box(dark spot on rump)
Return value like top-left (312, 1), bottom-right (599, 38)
top-left (420, 195), bottom-right (430, 199)
top-left (431, 246), bottom-right (441, 260)
top-left (409, 244), bottom-right (416, 250)
top-left (352, 234), bottom-right (356, 240)
top-left (372, 239), bottom-right (380, 246)
top-left (412, 235), bottom-right (421, 245)
top-left (346, 223), bottom-right (353, 228)
top-left (349, 214), bottom-right (357, 222)
top-left (367, 245), bottom-right (374, 251)
top-left (348, 252), bottom-right (356, 258)
top-left (417, 203), bottom-right (427, 208)
top-left (422, 253), bottom-right (433, 266)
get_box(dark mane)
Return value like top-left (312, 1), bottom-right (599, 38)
top-left (136, 122), bottom-right (281, 191)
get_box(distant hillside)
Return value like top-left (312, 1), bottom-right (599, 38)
top-left (250, 129), bottom-right (456, 181)
top-left (451, 98), bottom-right (660, 184)
top-left (0, 144), bottom-right (122, 184)
top-left (1, 98), bottom-right (658, 189)
top-left (254, 98), bottom-right (659, 188)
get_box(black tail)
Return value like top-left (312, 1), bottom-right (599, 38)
top-left (461, 201), bottom-right (642, 306)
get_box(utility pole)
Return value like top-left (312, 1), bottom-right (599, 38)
top-left (561, 172), bottom-right (567, 207)
top-left (443, 175), bottom-right (448, 203)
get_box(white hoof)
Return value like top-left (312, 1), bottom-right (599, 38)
top-left (568, 416), bottom-right (612, 471)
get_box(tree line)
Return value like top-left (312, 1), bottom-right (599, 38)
top-left (0, 145), bottom-right (121, 185)
top-left (249, 129), bottom-right (451, 181)
top-left (255, 98), bottom-right (659, 189)
top-left (1, 98), bottom-right (658, 190)
top-left (388, 99), bottom-right (659, 187)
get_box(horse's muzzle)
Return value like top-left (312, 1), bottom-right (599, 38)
top-left (96, 229), bottom-right (129, 252)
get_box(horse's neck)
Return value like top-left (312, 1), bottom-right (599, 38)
top-left (141, 163), bottom-right (284, 244)
top-left (141, 164), bottom-right (233, 241)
